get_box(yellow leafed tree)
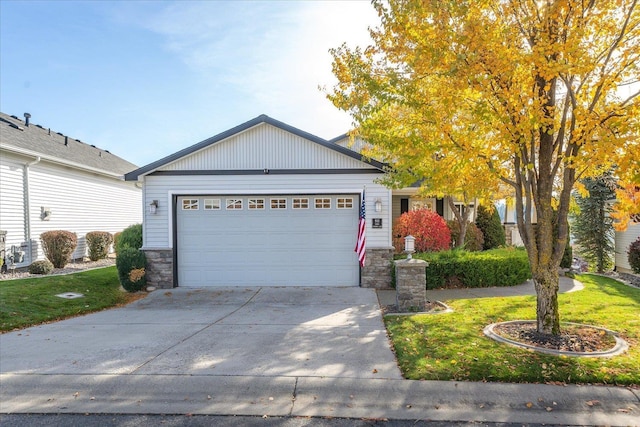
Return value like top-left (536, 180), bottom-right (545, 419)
top-left (328, 0), bottom-right (639, 334)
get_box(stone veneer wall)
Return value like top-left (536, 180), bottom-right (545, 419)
top-left (361, 247), bottom-right (394, 289)
top-left (394, 258), bottom-right (427, 311)
top-left (143, 249), bottom-right (174, 289)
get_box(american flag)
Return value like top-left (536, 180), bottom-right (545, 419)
top-left (355, 190), bottom-right (366, 267)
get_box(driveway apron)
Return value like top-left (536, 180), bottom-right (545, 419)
top-left (0, 287), bottom-right (402, 380)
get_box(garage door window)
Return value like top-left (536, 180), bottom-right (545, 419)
top-left (271, 198), bottom-right (287, 209)
top-left (204, 199), bottom-right (221, 210)
top-left (226, 199), bottom-right (243, 210)
top-left (293, 198), bottom-right (309, 209)
top-left (249, 198), bottom-right (265, 209)
top-left (315, 198), bottom-right (331, 209)
top-left (337, 198), bottom-right (353, 209)
top-left (182, 199), bottom-right (199, 210)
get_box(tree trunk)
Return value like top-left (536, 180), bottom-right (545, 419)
top-left (532, 265), bottom-right (560, 334)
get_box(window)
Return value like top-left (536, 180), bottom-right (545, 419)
top-left (337, 198), bottom-right (353, 209)
top-left (315, 198), bottom-right (331, 209)
top-left (182, 199), bottom-right (199, 210)
top-left (293, 198), bottom-right (309, 209)
top-left (411, 199), bottom-right (433, 211)
top-left (249, 198), bottom-right (265, 209)
top-left (453, 202), bottom-right (474, 217)
top-left (204, 198), bottom-right (221, 210)
top-left (271, 198), bottom-right (287, 209)
top-left (226, 199), bottom-right (243, 210)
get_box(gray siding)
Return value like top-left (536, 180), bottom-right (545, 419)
top-left (161, 124), bottom-right (371, 171)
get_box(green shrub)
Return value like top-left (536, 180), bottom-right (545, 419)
top-left (113, 232), bottom-right (122, 254)
top-left (561, 243), bottom-right (573, 269)
top-left (86, 231), bottom-right (113, 261)
top-left (414, 247), bottom-right (531, 289)
top-left (446, 220), bottom-right (484, 251)
top-left (393, 209), bottom-right (451, 253)
top-left (40, 230), bottom-right (78, 268)
top-left (628, 237), bottom-right (640, 274)
top-left (475, 204), bottom-right (506, 249)
top-left (116, 248), bottom-right (147, 292)
top-left (28, 259), bottom-right (54, 275)
top-left (115, 224), bottom-right (142, 253)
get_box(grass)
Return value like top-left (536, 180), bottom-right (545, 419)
top-left (0, 266), bottom-right (142, 332)
top-left (384, 274), bottom-right (640, 385)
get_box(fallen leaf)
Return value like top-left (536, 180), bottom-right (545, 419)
top-left (526, 402), bottom-right (533, 408)
top-left (372, 369), bottom-right (378, 373)
top-left (586, 400), bottom-right (600, 407)
top-left (73, 392), bottom-right (79, 399)
top-left (90, 397), bottom-right (95, 401)
top-left (207, 395), bottom-right (212, 400)
top-left (546, 407), bottom-right (553, 412)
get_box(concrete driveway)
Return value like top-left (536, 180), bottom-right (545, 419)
top-left (0, 286), bottom-right (402, 380)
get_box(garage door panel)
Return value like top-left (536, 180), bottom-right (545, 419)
top-left (177, 194), bottom-right (359, 287)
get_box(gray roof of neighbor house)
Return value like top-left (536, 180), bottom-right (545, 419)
top-left (0, 112), bottom-right (138, 177)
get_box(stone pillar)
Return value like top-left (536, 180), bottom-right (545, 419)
top-left (394, 258), bottom-right (427, 311)
top-left (361, 247), bottom-right (394, 289)
top-left (143, 248), bottom-right (174, 289)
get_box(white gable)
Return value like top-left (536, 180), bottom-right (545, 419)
top-left (159, 123), bottom-right (373, 171)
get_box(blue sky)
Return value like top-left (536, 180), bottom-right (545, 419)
top-left (1, 1), bottom-right (378, 167)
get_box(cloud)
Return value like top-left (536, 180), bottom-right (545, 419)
top-left (132, 1), bottom-right (379, 138)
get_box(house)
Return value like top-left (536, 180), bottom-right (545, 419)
top-left (0, 112), bottom-right (142, 269)
top-left (615, 224), bottom-right (640, 274)
top-left (125, 115), bottom-right (470, 289)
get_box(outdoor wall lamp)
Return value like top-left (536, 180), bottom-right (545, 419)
top-left (149, 200), bottom-right (159, 214)
top-left (404, 235), bottom-right (415, 260)
top-left (374, 198), bottom-right (382, 212)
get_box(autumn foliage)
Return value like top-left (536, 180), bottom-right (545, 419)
top-left (393, 209), bottom-right (451, 253)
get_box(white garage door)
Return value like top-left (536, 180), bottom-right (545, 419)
top-left (176, 194), bottom-right (360, 287)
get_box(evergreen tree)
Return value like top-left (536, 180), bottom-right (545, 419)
top-left (572, 173), bottom-right (617, 273)
top-left (475, 205), bottom-right (506, 250)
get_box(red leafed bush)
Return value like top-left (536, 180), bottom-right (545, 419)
top-left (393, 209), bottom-right (451, 253)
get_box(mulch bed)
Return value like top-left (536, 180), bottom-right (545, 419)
top-left (493, 322), bottom-right (617, 353)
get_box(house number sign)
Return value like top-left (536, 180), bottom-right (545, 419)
top-left (372, 218), bottom-right (383, 228)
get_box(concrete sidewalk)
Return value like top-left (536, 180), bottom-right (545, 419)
top-left (377, 276), bottom-right (583, 306)
top-left (1, 282), bottom-right (638, 425)
top-left (1, 373), bottom-right (638, 425)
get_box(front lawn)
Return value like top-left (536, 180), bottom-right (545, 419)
top-left (385, 274), bottom-right (640, 385)
top-left (0, 266), bottom-right (141, 332)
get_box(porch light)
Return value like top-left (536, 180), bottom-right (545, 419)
top-left (404, 235), bottom-right (415, 259)
top-left (374, 198), bottom-right (382, 212)
top-left (149, 200), bottom-right (159, 214)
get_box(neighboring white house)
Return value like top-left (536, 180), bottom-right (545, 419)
top-left (615, 224), bottom-right (640, 274)
top-left (0, 112), bottom-right (142, 269)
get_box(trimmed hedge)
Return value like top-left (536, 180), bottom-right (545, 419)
top-left (40, 230), bottom-right (78, 268)
top-left (116, 247), bottom-right (147, 292)
top-left (446, 220), bottom-right (484, 251)
top-left (115, 224), bottom-right (142, 253)
top-left (475, 204), bottom-right (506, 249)
top-left (413, 248), bottom-right (531, 289)
top-left (86, 231), bottom-right (113, 261)
top-left (28, 259), bottom-right (54, 275)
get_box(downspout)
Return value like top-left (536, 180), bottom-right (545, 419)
top-left (24, 156), bottom-right (41, 264)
